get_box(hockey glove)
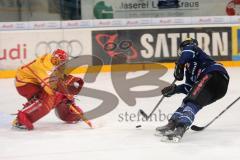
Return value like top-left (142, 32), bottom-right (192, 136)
top-left (174, 63), bottom-right (184, 81)
top-left (57, 75), bottom-right (84, 95)
top-left (161, 84), bottom-right (177, 97)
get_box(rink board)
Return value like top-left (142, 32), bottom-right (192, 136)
top-left (1, 24), bottom-right (240, 78)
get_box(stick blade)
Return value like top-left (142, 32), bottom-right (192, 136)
top-left (191, 125), bottom-right (205, 131)
top-left (139, 109), bottom-right (148, 119)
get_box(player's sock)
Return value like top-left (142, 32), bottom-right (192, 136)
top-left (169, 103), bottom-right (185, 121)
top-left (176, 102), bottom-right (201, 127)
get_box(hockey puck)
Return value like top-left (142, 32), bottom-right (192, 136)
top-left (136, 125), bottom-right (142, 128)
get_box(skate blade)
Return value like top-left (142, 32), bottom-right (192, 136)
top-left (160, 136), bottom-right (181, 143)
top-left (154, 131), bottom-right (164, 137)
top-left (12, 122), bottom-right (28, 131)
top-left (11, 125), bottom-right (28, 131)
top-left (155, 130), bottom-right (174, 137)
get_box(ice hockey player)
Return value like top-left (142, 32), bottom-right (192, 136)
top-left (12, 49), bottom-right (90, 130)
top-left (156, 38), bottom-right (229, 142)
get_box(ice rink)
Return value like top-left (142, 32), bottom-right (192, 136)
top-left (0, 67), bottom-right (240, 160)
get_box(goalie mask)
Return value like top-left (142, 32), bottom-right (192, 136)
top-left (51, 49), bottom-right (69, 66)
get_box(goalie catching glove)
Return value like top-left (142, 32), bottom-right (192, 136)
top-left (57, 74), bottom-right (84, 96)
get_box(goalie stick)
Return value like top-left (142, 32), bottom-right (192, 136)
top-left (139, 79), bottom-right (177, 120)
top-left (191, 96), bottom-right (240, 131)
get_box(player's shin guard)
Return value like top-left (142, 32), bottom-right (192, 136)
top-left (175, 102), bottom-right (201, 127)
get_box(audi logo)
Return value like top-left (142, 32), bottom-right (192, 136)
top-left (35, 40), bottom-right (83, 58)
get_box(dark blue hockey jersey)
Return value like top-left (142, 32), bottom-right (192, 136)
top-left (175, 45), bottom-right (229, 94)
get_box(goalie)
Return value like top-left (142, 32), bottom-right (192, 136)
top-left (12, 49), bottom-right (90, 130)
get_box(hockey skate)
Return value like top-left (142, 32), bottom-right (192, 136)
top-left (155, 120), bottom-right (176, 137)
top-left (12, 118), bottom-right (27, 130)
top-left (160, 126), bottom-right (188, 143)
top-left (12, 111), bottom-right (34, 130)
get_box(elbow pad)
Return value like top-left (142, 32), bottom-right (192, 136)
top-left (174, 63), bottom-right (184, 81)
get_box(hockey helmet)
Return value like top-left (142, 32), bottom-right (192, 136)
top-left (51, 49), bottom-right (69, 65)
top-left (179, 38), bottom-right (198, 51)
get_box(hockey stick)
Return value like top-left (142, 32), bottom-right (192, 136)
top-left (191, 96), bottom-right (240, 131)
top-left (139, 79), bottom-right (177, 120)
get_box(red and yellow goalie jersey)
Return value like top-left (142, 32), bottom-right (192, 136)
top-left (15, 53), bottom-right (63, 95)
top-left (13, 49), bottom-right (91, 130)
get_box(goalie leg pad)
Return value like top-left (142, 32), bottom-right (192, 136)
top-left (16, 96), bottom-right (50, 130)
top-left (175, 102), bottom-right (201, 127)
top-left (55, 102), bottom-right (84, 123)
top-left (15, 91), bottom-right (64, 130)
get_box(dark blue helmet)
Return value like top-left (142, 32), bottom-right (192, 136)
top-left (179, 38), bottom-right (198, 51)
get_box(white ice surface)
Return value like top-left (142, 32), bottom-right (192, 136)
top-left (0, 68), bottom-right (240, 160)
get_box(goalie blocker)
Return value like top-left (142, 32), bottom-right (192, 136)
top-left (13, 75), bottom-right (85, 130)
